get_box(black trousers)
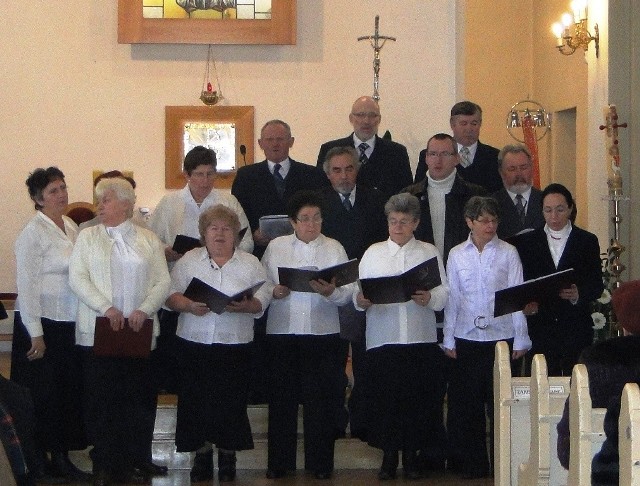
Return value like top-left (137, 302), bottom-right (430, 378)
top-left (10, 313), bottom-right (87, 452)
top-left (447, 338), bottom-right (513, 475)
top-left (266, 333), bottom-right (343, 474)
top-left (366, 343), bottom-right (443, 453)
top-left (81, 347), bottom-right (155, 474)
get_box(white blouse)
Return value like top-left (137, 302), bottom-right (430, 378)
top-left (262, 233), bottom-right (355, 335)
top-left (355, 237), bottom-right (449, 350)
top-left (15, 212), bottom-right (79, 337)
top-left (443, 234), bottom-right (532, 351)
top-left (169, 247), bottom-right (272, 344)
top-left (149, 185), bottom-right (254, 256)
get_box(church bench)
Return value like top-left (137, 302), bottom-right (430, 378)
top-left (619, 382), bottom-right (640, 485)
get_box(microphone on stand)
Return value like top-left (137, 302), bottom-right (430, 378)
top-left (240, 144), bottom-right (247, 166)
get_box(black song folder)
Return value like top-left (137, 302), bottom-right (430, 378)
top-left (277, 259), bottom-right (359, 293)
top-left (360, 257), bottom-right (442, 304)
top-left (183, 277), bottom-right (265, 314)
top-left (493, 268), bottom-right (575, 317)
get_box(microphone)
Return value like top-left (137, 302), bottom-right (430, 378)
top-left (240, 144), bottom-right (247, 166)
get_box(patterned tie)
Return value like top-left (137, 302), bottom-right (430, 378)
top-left (358, 143), bottom-right (369, 165)
top-left (515, 194), bottom-right (526, 225)
top-left (273, 163), bottom-right (285, 198)
top-left (459, 146), bottom-right (471, 167)
top-left (342, 193), bottom-right (352, 211)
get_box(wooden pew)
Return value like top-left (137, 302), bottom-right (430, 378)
top-left (494, 341), bottom-right (571, 486)
top-left (517, 353), bottom-right (571, 486)
top-left (619, 382), bottom-right (640, 485)
top-left (567, 363), bottom-right (606, 485)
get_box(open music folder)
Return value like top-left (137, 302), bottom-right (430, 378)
top-left (183, 277), bottom-right (265, 314)
top-left (277, 259), bottom-right (359, 293)
top-left (493, 268), bottom-right (575, 317)
top-left (359, 257), bottom-right (442, 304)
top-left (93, 317), bottom-right (153, 358)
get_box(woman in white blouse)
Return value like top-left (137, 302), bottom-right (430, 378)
top-left (355, 192), bottom-right (449, 481)
top-left (12, 167), bottom-right (89, 482)
top-left (443, 196), bottom-right (531, 479)
top-left (165, 204), bottom-right (271, 483)
top-left (261, 190), bottom-right (356, 480)
top-left (69, 178), bottom-right (171, 485)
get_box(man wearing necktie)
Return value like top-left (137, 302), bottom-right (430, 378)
top-left (318, 146), bottom-right (388, 442)
top-left (316, 96), bottom-right (413, 201)
top-left (492, 144), bottom-right (545, 240)
top-left (414, 101), bottom-right (502, 194)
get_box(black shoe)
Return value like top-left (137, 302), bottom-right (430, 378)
top-left (218, 450), bottom-right (237, 482)
top-left (378, 450), bottom-right (398, 480)
top-left (136, 461), bottom-right (168, 477)
top-left (50, 451), bottom-right (92, 482)
top-left (314, 471), bottom-right (332, 480)
top-left (266, 469), bottom-right (286, 479)
top-left (402, 449), bottom-right (424, 480)
top-left (92, 469), bottom-right (111, 486)
top-left (461, 468), bottom-right (490, 479)
top-left (112, 466), bottom-right (150, 484)
top-left (190, 451), bottom-right (214, 482)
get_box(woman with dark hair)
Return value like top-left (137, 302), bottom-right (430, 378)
top-left (444, 195), bottom-right (531, 479)
top-left (518, 183), bottom-right (603, 376)
top-left (11, 167), bottom-right (90, 483)
top-left (69, 177), bottom-right (171, 485)
top-left (165, 204), bottom-right (271, 483)
top-left (354, 192), bottom-right (449, 481)
top-left (261, 190), bottom-right (356, 480)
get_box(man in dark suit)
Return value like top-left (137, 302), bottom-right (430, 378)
top-left (231, 119), bottom-right (326, 404)
top-left (318, 145), bottom-right (388, 441)
top-left (414, 101), bottom-right (502, 194)
top-left (492, 143), bottom-right (545, 239)
top-left (316, 95), bottom-right (413, 201)
top-left (232, 119), bottom-right (327, 260)
top-left (401, 133), bottom-right (485, 472)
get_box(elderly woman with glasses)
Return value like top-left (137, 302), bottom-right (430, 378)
top-left (443, 196), bottom-right (531, 479)
top-left (516, 183), bottom-right (603, 377)
top-left (165, 204), bottom-right (271, 483)
top-left (260, 190), bottom-right (356, 480)
top-left (354, 192), bottom-right (449, 481)
top-left (69, 178), bottom-right (171, 485)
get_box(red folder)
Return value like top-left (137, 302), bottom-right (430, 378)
top-left (93, 317), bottom-right (153, 358)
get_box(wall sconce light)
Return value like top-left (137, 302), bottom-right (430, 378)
top-left (551, 0), bottom-right (599, 58)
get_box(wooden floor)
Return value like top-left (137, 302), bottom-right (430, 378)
top-left (0, 352), bottom-right (492, 486)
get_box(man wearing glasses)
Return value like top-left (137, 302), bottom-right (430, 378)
top-left (316, 96), bottom-right (412, 201)
top-left (401, 132), bottom-right (485, 474)
top-left (414, 101), bottom-right (502, 194)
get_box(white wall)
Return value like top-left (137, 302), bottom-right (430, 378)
top-left (0, 1), bottom-right (457, 290)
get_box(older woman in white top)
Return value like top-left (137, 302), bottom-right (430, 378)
top-left (261, 190), bottom-right (356, 480)
top-left (12, 167), bottom-right (89, 482)
top-left (69, 178), bottom-right (170, 485)
top-left (166, 204), bottom-right (271, 483)
top-left (355, 192), bottom-right (449, 481)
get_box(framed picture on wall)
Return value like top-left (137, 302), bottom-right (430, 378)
top-left (165, 106), bottom-right (255, 190)
top-left (118, 0), bottom-right (296, 45)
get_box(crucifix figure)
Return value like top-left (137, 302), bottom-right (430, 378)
top-left (358, 15), bottom-right (396, 102)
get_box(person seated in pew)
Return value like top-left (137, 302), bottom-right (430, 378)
top-left (556, 279), bottom-right (640, 485)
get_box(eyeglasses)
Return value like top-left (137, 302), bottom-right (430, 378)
top-left (351, 112), bottom-right (380, 120)
top-left (543, 206), bottom-right (569, 215)
top-left (426, 151), bottom-right (456, 158)
top-left (296, 215), bottom-right (322, 224)
top-left (474, 218), bottom-right (499, 226)
top-left (388, 218), bottom-right (414, 227)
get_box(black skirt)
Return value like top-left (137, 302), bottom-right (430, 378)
top-left (175, 338), bottom-right (254, 452)
top-left (10, 312), bottom-right (88, 451)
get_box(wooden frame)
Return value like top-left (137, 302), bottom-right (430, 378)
top-left (118, 0), bottom-right (296, 45)
top-left (165, 105), bottom-right (254, 190)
